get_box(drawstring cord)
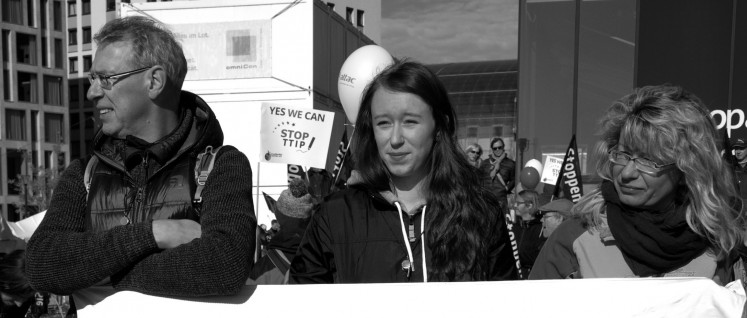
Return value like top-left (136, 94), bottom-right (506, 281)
top-left (395, 202), bottom-right (428, 282)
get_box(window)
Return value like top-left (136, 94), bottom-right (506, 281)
top-left (41, 36), bottom-right (48, 67)
top-left (69, 57), bottom-right (78, 73)
top-left (82, 27), bottom-right (91, 44)
top-left (45, 113), bottom-right (64, 142)
top-left (43, 76), bottom-right (62, 106)
top-left (84, 111), bottom-right (94, 128)
top-left (53, 0), bottom-right (62, 30)
top-left (6, 149), bottom-right (25, 196)
top-left (6, 109), bottom-right (27, 141)
top-left (492, 126), bottom-right (504, 137)
top-left (81, 0), bottom-right (89, 15)
top-left (83, 82), bottom-right (90, 100)
top-left (356, 9), bottom-right (365, 27)
top-left (27, 0), bottom-right (35, 26)
top-left (31, 111), bottom-right (38, 142)
top-left (2, 0), bottom-right (23, 24)
top-left (70, 112), bottom-right (80, 128)
top-left (83, 55), bottom-right (92, 72)
top-left (2, 30), bottom-right (9, 62)
top-left (54, 39), bottom-right (63, 68)
top-left (106, 0), bottom-right (115, 11)
top-left (67, 0), bottom-right (75, 16)
top-left (467, 126), bottom-right (478, 138)
top-left (68, 28), bottom-right (77, 45)
top-left (41, 0), bottom-right (47, 29)
top-left (326, 2), bottom-right (335, 10)
top-left (44, 151), bottom-right (52, 170)
top-left (70, 83), bottom-right (79, 103)
top-left (16, 33), bottom-right (38, 65)
top-left (17, 72), bottom-right (38, 103)
top-left (57, 152), bottom-right (66, 170)
top-left (3, 70), bottom-right (10, 101)
top-left (345, 7), bottom-right (353, 24)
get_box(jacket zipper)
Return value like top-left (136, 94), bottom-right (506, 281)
top-left (133, 153), bottom-right (149, 222)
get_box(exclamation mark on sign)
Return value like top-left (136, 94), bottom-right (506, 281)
top-left (308, 137), bottom-right (316, 150)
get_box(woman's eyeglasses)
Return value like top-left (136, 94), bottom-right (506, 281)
top-left (608, 147), bottom-right (676, 175)
top-left (468, 150), bottom-right (479, 154)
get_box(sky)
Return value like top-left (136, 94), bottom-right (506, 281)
top-left (381, 0), bottom-right (519, 65)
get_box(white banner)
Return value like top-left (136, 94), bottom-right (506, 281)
top-left (541, 155), bottom-right (564, 185)
top-left (77, 278), bottom-right (745, 318)
top-left (173, 20), bottom-right (272, 80)
top-left (260, 103), bottom-right (335, 169)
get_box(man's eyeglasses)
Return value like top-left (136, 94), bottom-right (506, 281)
top-left (608, 147), bottom-right (676, 176)
top-left (88, 66), bottom-right (152, 90)
top-left (492, 145), bottom-right (504, 150)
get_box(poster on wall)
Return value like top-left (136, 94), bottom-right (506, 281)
top-left (172, 20), bottom-right (272, 80)
top-left (260, 103), bottom-right (335, 169)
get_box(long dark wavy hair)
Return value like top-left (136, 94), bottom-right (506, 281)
top-left (351, 60), bottom-right (502, 281)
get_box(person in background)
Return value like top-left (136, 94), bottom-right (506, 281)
top-left (291, 60), bottom-right (518, 283)
top-left (511, 190), bottom-right (545, 278)
top-left (0, 250), bottom-right (49, 318)
top-left (530, 85), bottom-right (745, 282)
top-left (25, 16), bottom-right (256, 304)
top-left (732, 139), bottom-right (747, 202)
top-left (464, 143), bottom-right (484, 168)
top-left (480, 137), bottom-right (516, 210)
top-left (537, 198), bottom-right (573, 239)
top-left (248, 178), bottom-right (314, 284)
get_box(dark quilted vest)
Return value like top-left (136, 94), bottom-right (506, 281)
top-left (86, 155), bottom-right (199, 232)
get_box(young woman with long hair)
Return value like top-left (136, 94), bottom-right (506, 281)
top-left (290, 60), bottom-right (518, 283)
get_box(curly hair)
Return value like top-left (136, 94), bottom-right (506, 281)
top-left (94, 16), bottom-right (188, 90)
top-left (576, 84), bottom-right (745, 257)
top-left (352, 60), bottom-right (503, 281)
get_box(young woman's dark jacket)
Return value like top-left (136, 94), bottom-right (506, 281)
top-left (290, 186), bottom-right (519, 283)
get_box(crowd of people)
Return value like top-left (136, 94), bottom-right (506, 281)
top-left (0, 15), bottom-right (745, 317)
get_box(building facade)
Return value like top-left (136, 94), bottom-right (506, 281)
top-left (1, 0), bottom-right (70, 221)
top-left (429, 60), bottom-right (518, 163)
top-left (518, 0), bottom-right (746, 194)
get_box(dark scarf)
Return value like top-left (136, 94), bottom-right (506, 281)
top-left (602, 181), bottom-right (708, 277)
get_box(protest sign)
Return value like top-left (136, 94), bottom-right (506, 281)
top-left (260, 103), bottom-right (336, 169)
top-left (541, 155), bottom-right (564, 185)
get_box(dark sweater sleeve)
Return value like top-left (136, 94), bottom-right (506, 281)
top-left (110, 147), bottom-right (256, 297)
top-left (26, 159), bottom-right (162, 294)
top-left (528, 218), bottom-right (585, 280)
top-left (289, 204), bottom-right (335, 284)
top-left (26, 148), bottom-right (256, 297)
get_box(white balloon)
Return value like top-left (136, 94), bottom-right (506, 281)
top-left (524, 159), bottom-right (543, 175)
top-left (338, 45), bottom-right (394, 124)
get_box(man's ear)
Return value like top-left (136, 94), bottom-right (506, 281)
top-left (146, 66), bottom-right (167, 99)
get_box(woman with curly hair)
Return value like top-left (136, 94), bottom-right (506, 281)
top-left (464, 143), bottom-right (484, 168)
top-left (290, 60), bottom-right (518, 283)
top-left (530, 85), bottom-right (745, 282)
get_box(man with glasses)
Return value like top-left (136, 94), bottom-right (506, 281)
top-left (480, 137), bottom-right (516, 210)
top-left (26, 16), bottom-right (256, 306)
top-left (538, 198), bottom-right (573, 239)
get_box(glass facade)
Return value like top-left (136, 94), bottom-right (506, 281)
top-left (429, 60), bottom-right (518, 162)
top-left (518, 0), bottom-right (746, 195)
